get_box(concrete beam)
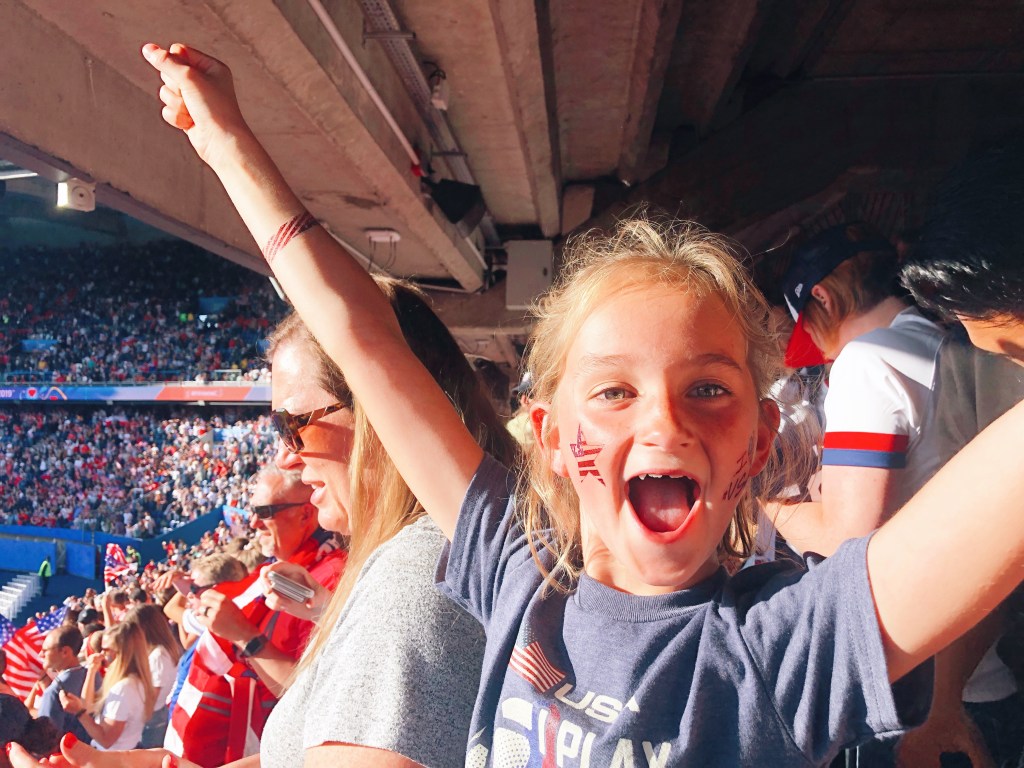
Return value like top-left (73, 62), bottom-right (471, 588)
top-left (485, 0), bottom-right (562, 236)
top-left (656, 0), bottom-right (770, 137)
top-left (551, 1), bottom-right (649, 180)
top-left (616, 0), bottom-right (684, 184)
top-left (582, 74), bottom-right (1024, 241)
top-left (6, 0), bottom-right (487, 289)
top-left (770, 0), bottom-right (857, 78)
top-left (215, 0), bottom-right (486, 289)
top-left (0, 0), bottom-right (267, 272)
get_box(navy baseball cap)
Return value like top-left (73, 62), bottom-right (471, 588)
top-left (781, 224), bottom-right (894, 367)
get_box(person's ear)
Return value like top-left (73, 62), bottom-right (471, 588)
top-left (810, 284), bottom-right (832, 314)
top-left (750, 399), bottom-right (781, 475)
top-left (529, 401), bottom-right (569, 478)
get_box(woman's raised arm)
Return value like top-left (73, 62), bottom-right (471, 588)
top-left (141, 43), bottom-right (482, 538)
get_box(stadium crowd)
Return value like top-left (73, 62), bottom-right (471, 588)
top-left (0, 407), bottom-right (276, 536)
top-left (1, 515), bottom-right (272, 756)
top-left (0, 241), bottom-right (284, 384)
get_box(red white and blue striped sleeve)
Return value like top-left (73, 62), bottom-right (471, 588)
top-left (822, 431), bottom-right (909, 469)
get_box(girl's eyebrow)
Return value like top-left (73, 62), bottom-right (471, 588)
top-left (575, 351), bottom-right (743, 376)
top-left (691, 352), bottom-right (744, 372)
top-left (574, 353), bottom-right (631, 378)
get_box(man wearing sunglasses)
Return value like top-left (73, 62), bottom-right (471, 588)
top-left (166, 466), bottom-right (347, 767)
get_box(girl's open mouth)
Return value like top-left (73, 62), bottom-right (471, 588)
top-left (627, 473), bottom-right (700, 533)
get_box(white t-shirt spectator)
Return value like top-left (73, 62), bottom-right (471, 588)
top-left (149, 646), bottom-right (177, 709)
top-left (92, 676), bottom-right (147, 751)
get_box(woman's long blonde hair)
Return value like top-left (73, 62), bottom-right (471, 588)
top-left (268, 276), bottom-right (517, 679)
top-left (521, 215), bottom-right (783, 589)
top-left (126, 604), bottom-right (182, 666)
top-left (99, 622), bottom-right (155, 720)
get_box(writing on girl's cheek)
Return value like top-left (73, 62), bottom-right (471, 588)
top-left (723, 437), bottom-right (756, 503)
top-left (570, 426), bottom-right (605, 486)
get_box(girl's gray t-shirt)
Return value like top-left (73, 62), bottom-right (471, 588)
top-left (262, 516), bottom-right (484, 768)
top-left (437, 455), bottom-right (932, 767)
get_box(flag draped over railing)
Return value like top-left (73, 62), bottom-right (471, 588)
top-left (0, 605), bottom-right (68, 700)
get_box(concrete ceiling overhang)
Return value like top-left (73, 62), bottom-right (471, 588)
top-left (2, 0), bottom-right (1023, 369)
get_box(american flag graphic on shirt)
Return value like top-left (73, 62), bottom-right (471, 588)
top-left (509, 626), bottom-right (565, 693)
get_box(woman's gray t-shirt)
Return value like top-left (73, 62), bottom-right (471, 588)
top-left (261, 517), bottom-right (484, 768)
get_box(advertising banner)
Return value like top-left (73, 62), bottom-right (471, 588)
top-left (0, 384), bottom-right (270, 403)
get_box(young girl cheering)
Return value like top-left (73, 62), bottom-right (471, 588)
top-left (139, 42), bottom-right (1024, 766)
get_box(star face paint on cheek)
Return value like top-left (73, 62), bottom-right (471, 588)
top-left (570, 425), bottom-right (605, 486)
top-left (723, 437), bottom-right (756, 503)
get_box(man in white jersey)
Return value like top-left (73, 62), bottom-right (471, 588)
top-left (775, 222), bottom-right (945, 556)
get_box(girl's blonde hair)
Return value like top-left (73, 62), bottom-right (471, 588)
top-left (267, 277), bottom-right (518, 681)
top-left (521, 215), bottom-right (783, 588)
top-left (99, 621), bottom-right (155, 720)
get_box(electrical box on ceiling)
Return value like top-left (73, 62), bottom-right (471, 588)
top-left (56, 179), bottom-right (96, 212)
top-left (505, 240), bottom-right (553, 310)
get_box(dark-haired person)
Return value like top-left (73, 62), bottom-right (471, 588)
top-left (38, 556), bottom-right (52, 596)
top-left (898, 141), bottom-right (1024, 768)
top-left (0, 694), bottom-right (59, 768)
top-left (903, 142), bottom-right (1024, 363)
top-left (76, 608), bottom-right (102, 639)
top-left (775, 222), bottom-right (945, 556)
top-left (31, 625), bottom-right (92, 743)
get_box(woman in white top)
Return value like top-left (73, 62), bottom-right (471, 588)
top-left (127, 604), bottom-right (182, 748)
top-left (60, 621), bottom-right (155, 751)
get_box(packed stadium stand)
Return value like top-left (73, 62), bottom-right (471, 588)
top-left (0, 406), bottom-right (275, 537)
top-left (0, 242), bottom-right (285, 383)
top-left (0, 241), bottom-right (281, 566)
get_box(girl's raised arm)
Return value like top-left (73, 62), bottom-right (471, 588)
top-left (140, 43), bottom-right (481, 538)
top-left (868, 396), bottom-right (1024, 681)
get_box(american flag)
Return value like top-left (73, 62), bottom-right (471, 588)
top-left (0, 615), bottom-right (16, 646)
top-left (1, 605), bottom-right (68, 700)
top-left (509, 627), bottom-right (565, 694)
top-left (104, 542), bottom-right (133, 586)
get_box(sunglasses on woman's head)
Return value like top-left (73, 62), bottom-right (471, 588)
top-left (272, 402), bottom-right (348, 453)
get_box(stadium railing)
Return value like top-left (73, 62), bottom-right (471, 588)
top-left (0, 508), bottom-right (225, 579)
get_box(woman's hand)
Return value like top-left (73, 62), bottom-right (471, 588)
top-left (140, 43), bottom-right (255, 172)
top-left (58, 689), bottom-right (86, 716)
top-left (259, 561), bottom-right (327, 621)
top-left (151, 568), bottom-right (186, 594)
top-left (84, 651), bottom-right (104, 675)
